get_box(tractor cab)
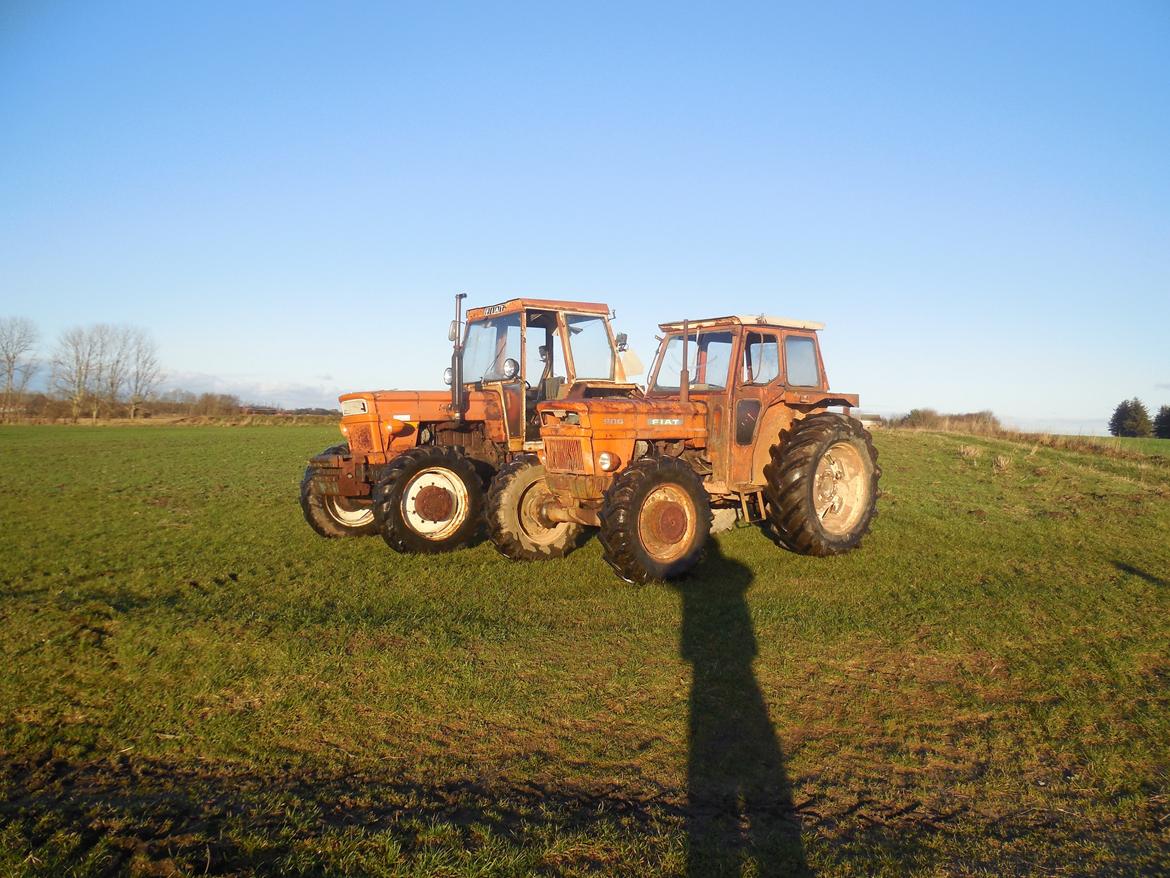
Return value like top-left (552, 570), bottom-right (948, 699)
top-left (454, 299), bottom-right (639, 444)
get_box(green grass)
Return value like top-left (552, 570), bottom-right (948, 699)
top-left (1056, 434), bottom-right (1170, 459)
top-left (1115, 436), bottom-right (1170, 458)
top-left (1, 425), bottom-right (1168, 876)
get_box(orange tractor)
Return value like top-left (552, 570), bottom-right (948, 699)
top-left (300, 296), bottom-right (639, 552)
top-left (484, 315), bottom-right (880, 582)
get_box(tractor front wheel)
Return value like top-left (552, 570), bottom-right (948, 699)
top-left (372, 447), bottom-right (484, 554)
top-left (485, 455), bottom-right (584, 560)
top-left (300, 444), bottom-right (378, 538)
top-left (598, 457), bottom-right (712, 584)
top-left (763, 413), bottom-right (880, 556)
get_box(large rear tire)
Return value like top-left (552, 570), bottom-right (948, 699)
top-left (372, 446), bottom-right (483, 554)
top-left (300, 444), bottom-right (378, 538)
top-left (485, 455), bottom-right (584, 560)
top-left (598, 457), bottom-right (712, 584)
top-left (763, 413), bottom-right (879, 556)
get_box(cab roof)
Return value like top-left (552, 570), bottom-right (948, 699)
top-left (658, 314), bottom-right (825, 332)
top-left (466, 298), bottom-right (610, 321)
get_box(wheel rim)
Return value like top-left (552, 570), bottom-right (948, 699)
top-left (637, 484), bottom-right (698, 563)
top-left (813, 441), bottom-right (869, 535)
top-left (401, 467), bottom-right (469, 540)
top-left (325, 496), bottom-right (375, 527)
top-left (517, 475), bottom-right (569, 546)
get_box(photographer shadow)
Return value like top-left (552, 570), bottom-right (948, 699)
top-left (672, 540), bottom-right (810, 877)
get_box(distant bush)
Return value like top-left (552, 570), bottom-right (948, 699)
top-left (887, 409), bottom-right (1002, 434)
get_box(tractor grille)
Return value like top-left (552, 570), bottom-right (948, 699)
top-left (347, 424), bottom-right (374, 453)
top-left (544, 437), bottom-right (587, 474)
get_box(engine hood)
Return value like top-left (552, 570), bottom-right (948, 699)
top-left (538, 396), bottom-right (707, 433)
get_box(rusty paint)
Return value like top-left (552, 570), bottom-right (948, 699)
top-left (465, 298), bottom-right (610, 322)
top-left (651, 501), bottom-right (688, 543)
top-left (414, 485), bottom-right (454, 522)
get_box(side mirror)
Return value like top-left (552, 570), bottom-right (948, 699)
top-left (538, 345), bottom-right (549, 363)
top-left (615, 332), bottom-right (629, 352)
top-left (502, 357), bottom-right (520, 381)
top-left (448, 320), bottom-right (459, 342)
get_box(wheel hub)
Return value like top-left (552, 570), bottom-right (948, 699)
top-left (812, 443), bottom-right (869, 535)
top-left (637, 483), bottom-right (698, 564)
top-left (651, 502), bottom-right (688, 544)
top-left (414, 485), bottom-right (455, 522)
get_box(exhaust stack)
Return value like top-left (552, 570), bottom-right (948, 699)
top-left (450, 293), bottom-right (467, 420)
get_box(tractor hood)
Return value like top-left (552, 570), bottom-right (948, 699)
top-left (538, 397), bottom-right (707, 436)
top-left (340, 389), bottom-right (451, 419)
top-left (336, 388), bottom-right (506, 455)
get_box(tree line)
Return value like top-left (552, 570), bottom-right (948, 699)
top-left (1108, 398), bottom-right (1170, 439)
top-left (2, 316), bottom-right (335, 422)
top-left (1, 316), bottom-right (165, 422)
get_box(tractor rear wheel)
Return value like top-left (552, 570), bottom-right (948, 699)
top-left (300, 444), bottom-right (378, 538)
top-left (485, 455), bottom-right (584, 560)
top-left (598, 457), bottom-right (712, 584)
top-left (763, 413), bottom-right (879, 556)
top-left (372, 446), bottom-right (483, 554)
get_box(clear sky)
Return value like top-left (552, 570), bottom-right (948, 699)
top-left (2, 2), bottom-right (1168, 431)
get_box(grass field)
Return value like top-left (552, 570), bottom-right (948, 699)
top-left (1061, 435), bottom-right (1170, 460)
top-left (1113, 437), bottom-right (1170, 459)
top-left (1, 425), bottom-right (1168, 877)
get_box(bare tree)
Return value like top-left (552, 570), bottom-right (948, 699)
top-left (51, 327), bottom-right (98, 422)
top-left (85, 324), bottom-right (113, 421)
top-left (127, 328), bottom-right (161, 418)
top-left (98, 325), bottom-right (135, 418)
top-left (0, 317), bottom-right (39, 422)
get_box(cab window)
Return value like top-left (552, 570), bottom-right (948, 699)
top-left (463, 314), bottom-right (522, 382)
top-left (742, 332), bottom-right (780, 384)
top-left (784, 335), bottom-right (820, 387)
top-left (652, 331), bottom-right (734, 391)
top-left (565, 314), bottom-right (614, 380)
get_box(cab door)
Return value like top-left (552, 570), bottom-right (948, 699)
top-left (481, 314), bottom-right (525, 450)
top-left (728, 331), bottom-right (782, 487)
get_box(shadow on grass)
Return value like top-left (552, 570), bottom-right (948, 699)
top-left (674, 542), bottom-right (810, 877)
top-left (1113, 560), bottom-right (1169, 588)
top-left (1, 752), bottom-right (687, 875)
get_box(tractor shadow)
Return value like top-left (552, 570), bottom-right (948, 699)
top-left (672, 542), bottom-right (811, 876)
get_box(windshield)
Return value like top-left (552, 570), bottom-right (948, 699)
top-left (565, 314), bottom-right (614, 380)
top-left (651, 331), bottom-right (734, 392)
top-left (463, 314), bottom-right (522, 382)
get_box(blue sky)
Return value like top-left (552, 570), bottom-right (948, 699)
top-left (2, 1), bottom-right (1168, 431)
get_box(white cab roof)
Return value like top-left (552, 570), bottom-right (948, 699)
top-left (658, 314), bottom-right (825, 331)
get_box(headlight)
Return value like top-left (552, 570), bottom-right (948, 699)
top-left (598, 452), bottom-right (621, 472)
top-left (502, 357), bottom-right (520, 380)
top-left (443, 367), bottom-right (453, 385)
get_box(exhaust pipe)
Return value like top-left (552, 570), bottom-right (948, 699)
top-left (451, 293), bottom-right (466, 420)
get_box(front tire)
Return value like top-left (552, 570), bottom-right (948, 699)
top-left (300, 444), bottom-right (378, 538)
top-left (372, 446), bottom-right (484, 554)
top-left (598, 457), bottom-right (712, 584)
top-left (485, 455), bottom-right (584, 560)
top-left (763, 413), bottom-right (880, 556)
